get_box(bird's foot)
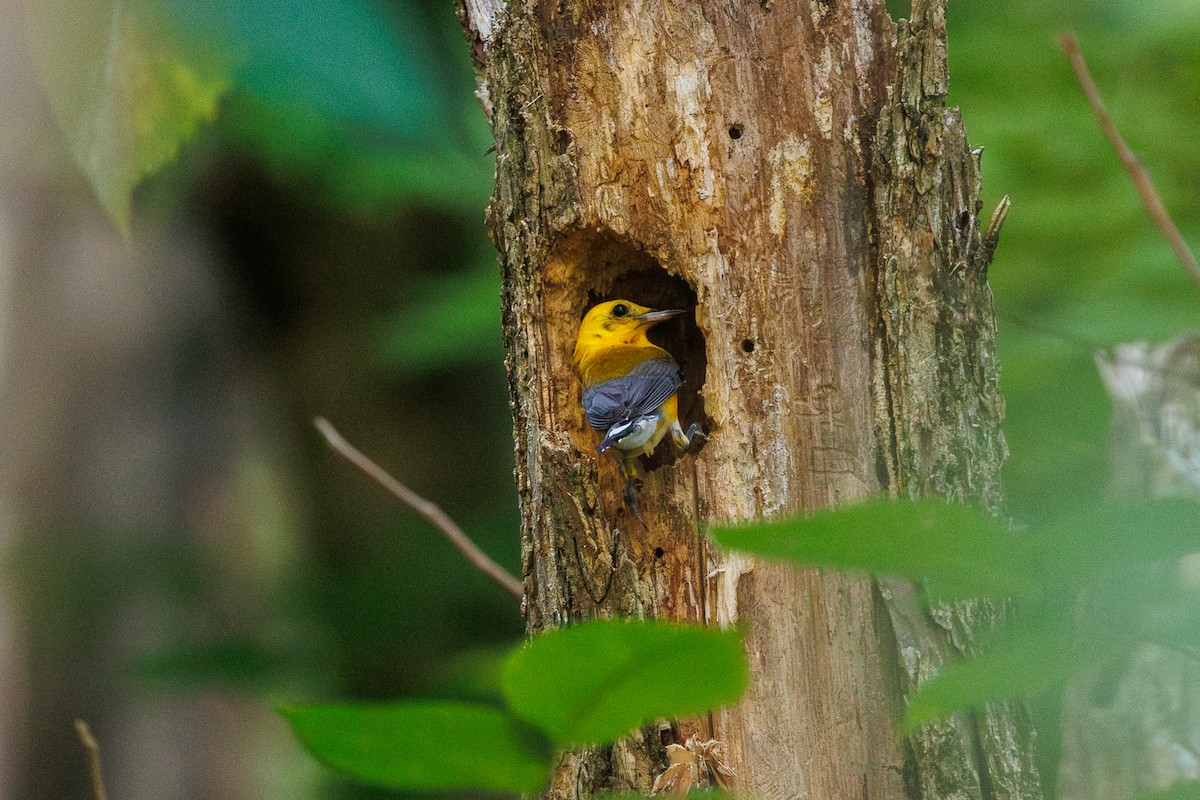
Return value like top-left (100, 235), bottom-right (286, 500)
top-left (682, 422), bottom-right (708, 451)
top-left (623, 477), bottom-right (646, 525)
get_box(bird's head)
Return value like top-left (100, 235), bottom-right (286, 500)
top-left (573, 300), bottom-right (684, 367)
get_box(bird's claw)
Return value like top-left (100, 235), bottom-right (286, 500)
top-left (684, 422), bottom-right (708, 451)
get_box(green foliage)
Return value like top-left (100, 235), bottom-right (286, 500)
top-left (220, 92), bottom-right (495, 212)
top-left (156, 0), bottom-right (444, 138)
top-left (28, 0), bottom-right (1200, 796)
top-left (424, 647), bottom-right (509, 703)
top-left (282, 701), bottom-right (554, 794)
top-left (502, 619), bottom-right (749, 747)
top-left (286, 620), bottom-right (748, 793)
top-left (1035, 502), bottom-right (1200, 591)
top-left (711, 498), bottom-right (1200, 727)
top-left (949, 13), bottom-right (1200, 776)
top-left (946, 2), bottom-right (1200, 523)
top-left (164, 0), bottom-right (497, 212)
top-left (26, 0), bottom-right (228, 232)
top-left (379, 261), bottom-right (504, 374)
top-left (1135, 780), bottom-right (1200, 800)
top-left (710, 498), bottom-right (1035, 602)
top-left (903, 614), bottom-right (1078, 727)
top-left (132, 638), bottom-right (298, 693)
top-left (29, 0), bottom-right (487, 227)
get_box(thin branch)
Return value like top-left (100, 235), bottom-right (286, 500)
top-left (74, 720), bottom-right (109, 800)
top-left (1060, 34), bottom-right (1200, 295)
top-left (313, 417), bottom-right (524, 601)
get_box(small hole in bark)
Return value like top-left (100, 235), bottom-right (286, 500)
top-left (728, 124), bottom-right (743, 140)
top-left (554, 129), bottom-right (571, 155)
top-left (741, 338), bottom-right (755, 354)
top-left (956, 210), bottom-right (970, 230)
top-left (654, 547), bottom-right (665, 559)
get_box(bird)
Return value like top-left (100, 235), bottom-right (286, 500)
top-left (573, 299), bottom-right (706, 520)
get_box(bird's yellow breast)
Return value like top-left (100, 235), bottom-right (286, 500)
top-left (576, 343), bottom-right (672, 387)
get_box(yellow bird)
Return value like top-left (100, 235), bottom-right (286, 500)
top-left (573, 299), bottom-right (705, 519)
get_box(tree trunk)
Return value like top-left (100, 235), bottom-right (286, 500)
top-left (457, 0), bottom-right (1042, 797)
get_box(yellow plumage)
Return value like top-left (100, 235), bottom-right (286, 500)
top-left (574, 300), bottom-right (704, 519)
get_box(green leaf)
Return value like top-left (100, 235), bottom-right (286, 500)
top-left (282, 701), bottom-right (553, 794)
top-left (219, 94), bottom-right (495, 213)
top-left (425, 647), bottom-right (508, 702)
top-left (905, 613), bottom-right (1078, 727)
top-left (502, 620), bottom-right (748, 747)
top-left (1037, 501), bottom-right (1200, 586)
top-left (159, 0), bottom-right (443, 139)
top-left (710, 499), bottom-right (1038, 602)
top-left (27, 0), bottom-right (228, 232)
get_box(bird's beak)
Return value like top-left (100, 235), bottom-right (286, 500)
top-left (635, 308), bottom-right (686, 325)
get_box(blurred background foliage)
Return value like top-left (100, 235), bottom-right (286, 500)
top-left (1, 0), bottom-right (1197, 798)
top-left (946, 4), bottom-right (1200, 791)
top-left (945, 2), bottom-right (1200, 523)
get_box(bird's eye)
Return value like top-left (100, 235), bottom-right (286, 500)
top-left (611, 303), bottom-right (629, 318)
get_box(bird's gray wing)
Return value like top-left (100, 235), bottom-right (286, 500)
top-left (581, 357), bottom-right (683, 432)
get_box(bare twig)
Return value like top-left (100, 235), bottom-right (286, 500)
top-left (314, 417), bottom-right (524, 601)
top-left (1060, 34), bottom-right (1200, 294)
top-left (74, 720), bottom-right (109, 800)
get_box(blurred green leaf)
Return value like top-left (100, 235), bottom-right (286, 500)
top-left (220, 94), bottom-right (494, 212)
top-left (133, 638), bottom-right (293, 692)
top-left (424, 647), bottom-right (508, 702)
top-left (710, 499), bottom-right (1039, 602)
top-left (27, 0), bottom-right (477, 226)
top-left (502, 620), bottom-right (748, 747)
top-left (1037, 501), bottom-right (1200, 588)
top-left (905, 613), bottom-right (1079, 728)
top-left (282, 701), bottom-right (553, 793)
top-left (380, 262), bottom-right (503, 373)
top-left (158, 0), bottom-right (443, 138)
top-left (27, 0), bottom-right (228, 231)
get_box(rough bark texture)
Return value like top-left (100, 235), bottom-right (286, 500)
top-left (458, 0), bottom-right (1042, 797)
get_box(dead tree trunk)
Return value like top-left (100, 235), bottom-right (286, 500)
top-left (458, 0), bottom-right (1042, 797)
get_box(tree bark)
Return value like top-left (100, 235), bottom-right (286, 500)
top-left (458, 0), bottom-right (1042, 797)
